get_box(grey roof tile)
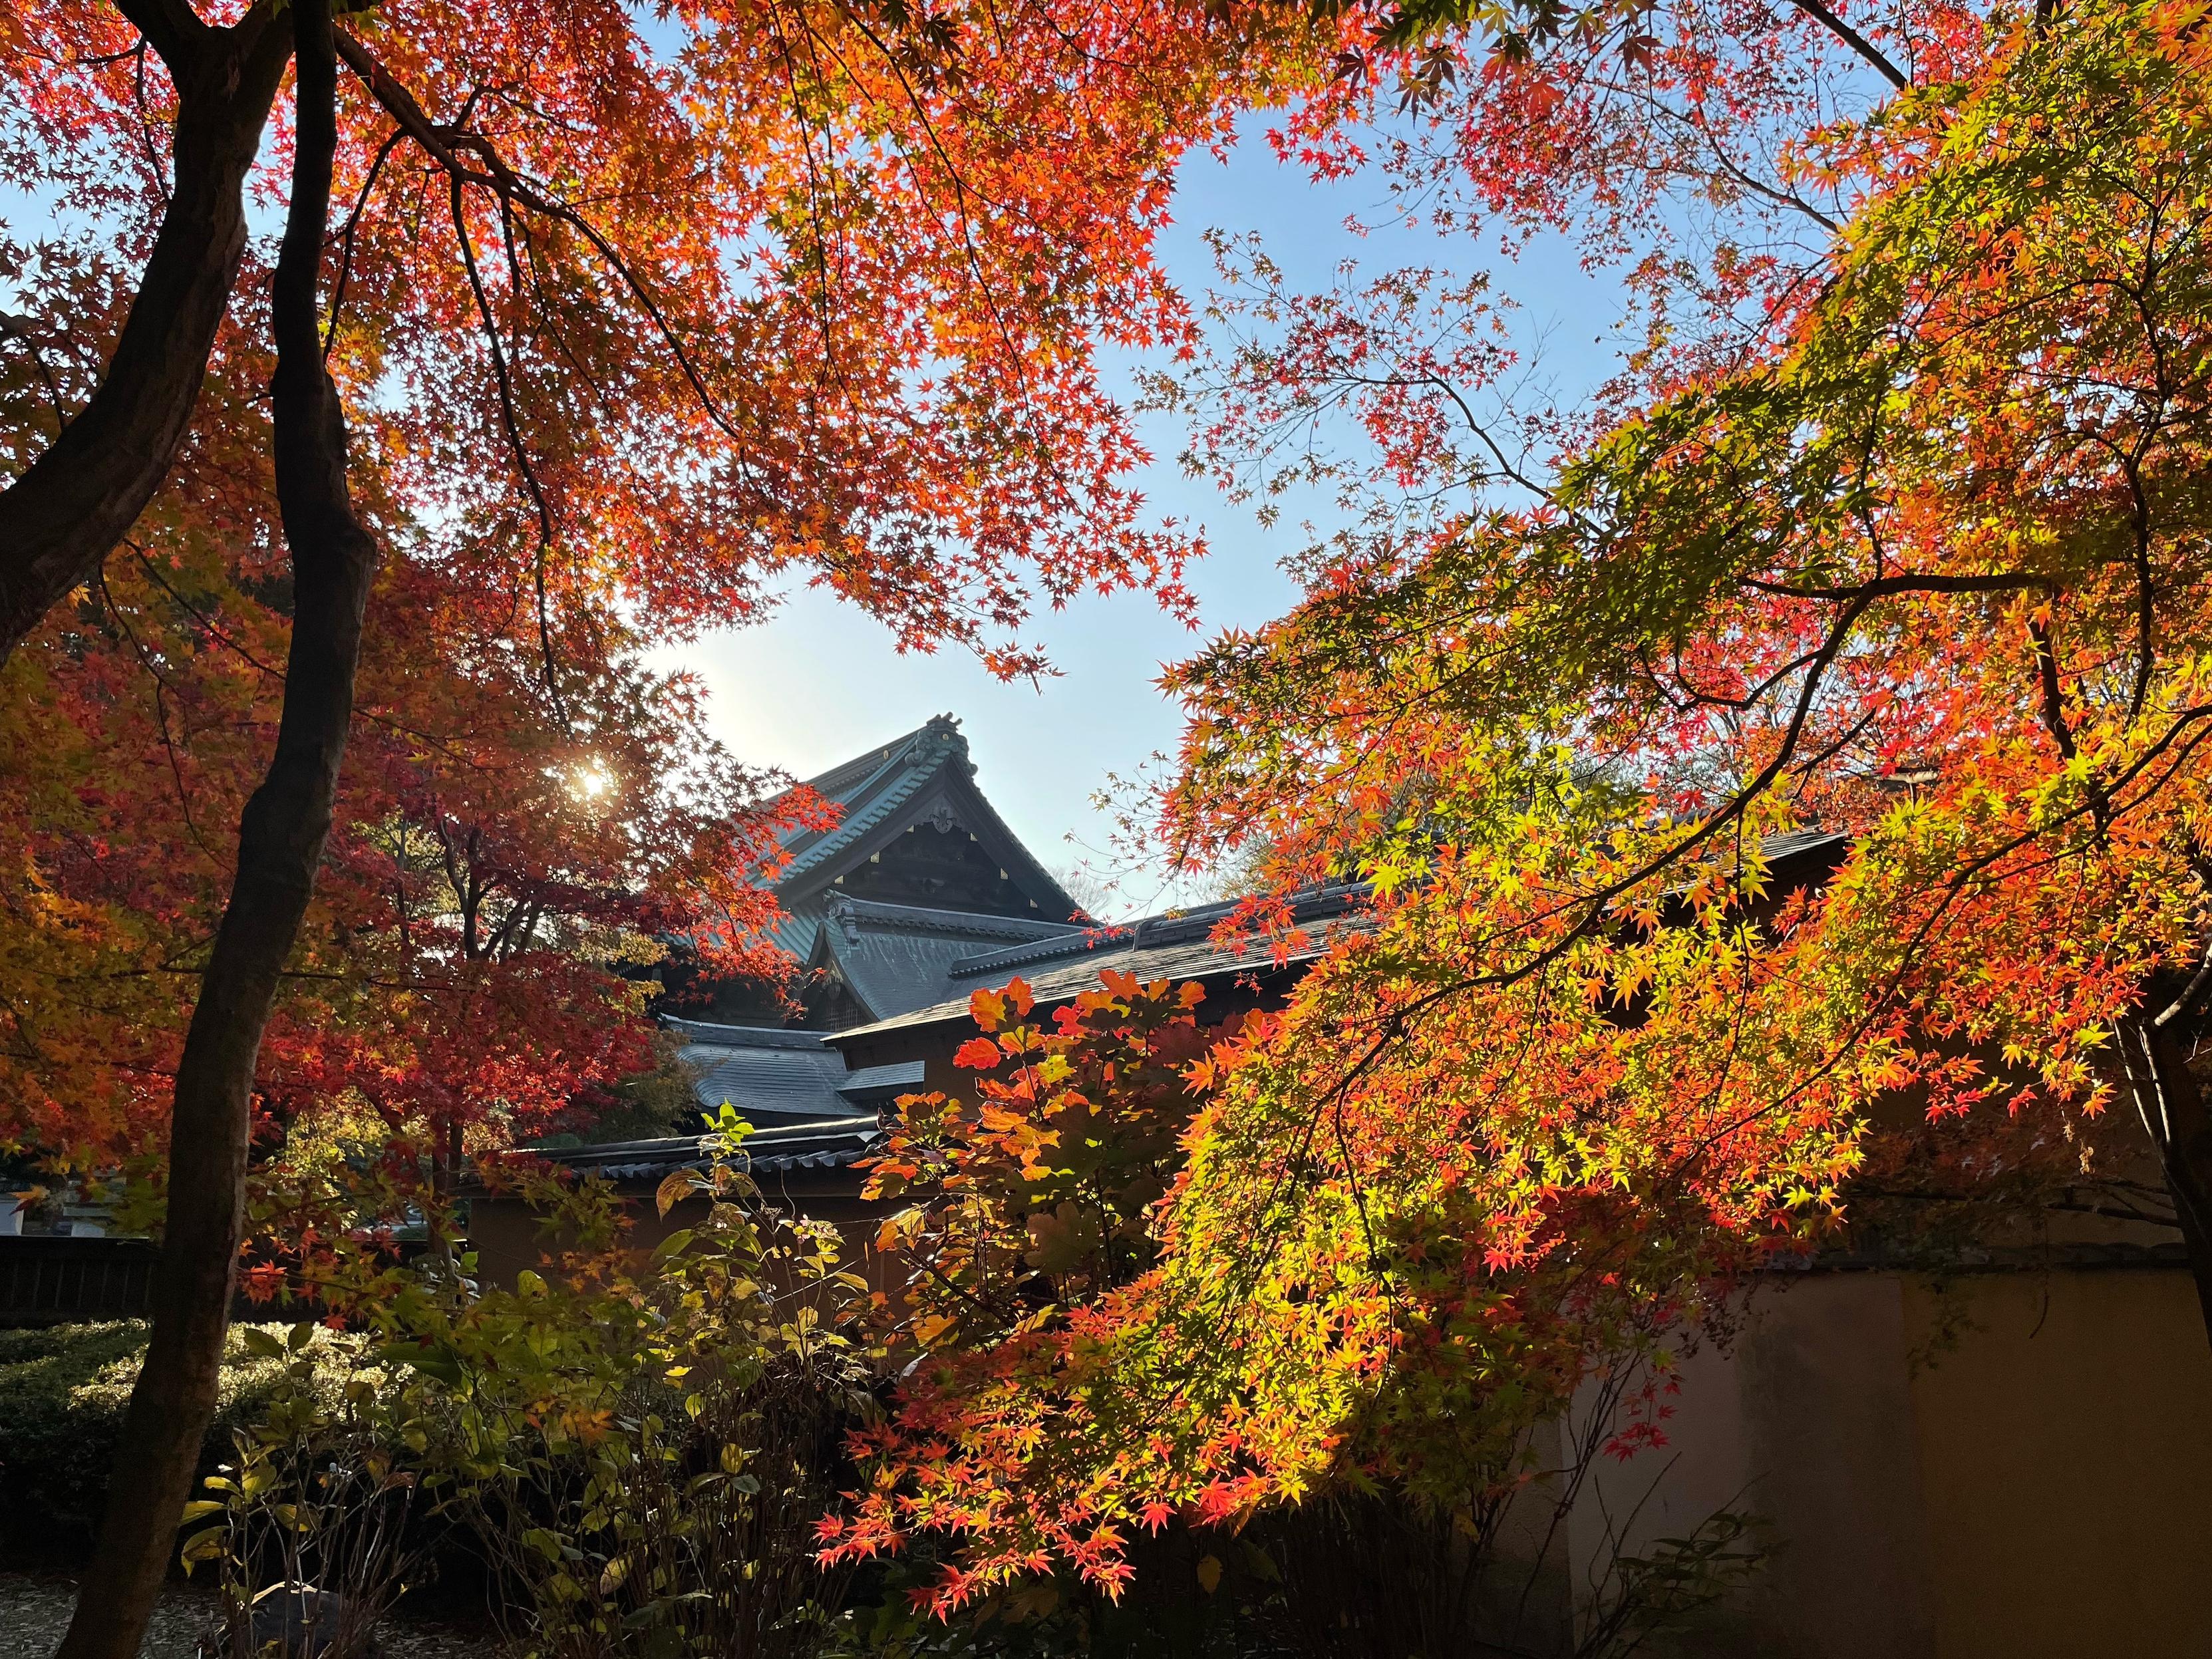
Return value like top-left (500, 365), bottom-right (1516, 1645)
top-left (834, 887), bottom-right (1372, 1041)
top-left (814, 895), bottom-right (1083, 1020)
top-left (674, 1022), bottom-right (852, 1120)
top-left (522, 1116), bottom-right (884, 1183)
top-left (838, 1060), bottom-right (927, 1100)
top-left (665, 1018), bottom-right (831, 1050)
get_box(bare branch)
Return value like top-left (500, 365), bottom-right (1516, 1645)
top-left (333, 26), bottom-right (750, 452)
top-left (1784, 0), bottom-right (1908, 90)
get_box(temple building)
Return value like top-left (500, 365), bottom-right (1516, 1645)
top-left (483, 712), bottom-right (1358, 1226)
top-left (670, 712), bottom-right (1085, 1031)
top-left (633, 712), bottom-right (1088, 1160)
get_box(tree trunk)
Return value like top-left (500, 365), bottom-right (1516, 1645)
top-left (0, 1), bottom-right (290, 667)
top-left (55, 5), bottom-right (376, 1654)
top-left (2118, 1012), bottom-right (2212, 1346)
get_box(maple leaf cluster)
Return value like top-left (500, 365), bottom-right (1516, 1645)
top-left (0, 0), bottom-right (1344, 1184)
top-left (861, 972), bottom-right (1219, 1349)
top-left (822, 1), bottom-right (2212, 1612)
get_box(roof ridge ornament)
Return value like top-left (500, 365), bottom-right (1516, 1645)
top-left (918, 712), bottom-right (977, 777)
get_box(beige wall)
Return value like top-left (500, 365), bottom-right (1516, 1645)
top-left (1903, 1270), bottom-right (2212, 1659)
top-left (1575, 1269), bottom-right (2212, 1658)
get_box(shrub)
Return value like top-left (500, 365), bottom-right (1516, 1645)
top-left (186, 1322), bottom-right (434, 1659)
top-left (0, 1319), bottom-right (359, 1554)
top-left (415, 1131), bottom-right (879, 1659)
top-left (194, 1113), bottom-right (879, 1656)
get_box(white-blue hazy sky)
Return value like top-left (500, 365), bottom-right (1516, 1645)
top-left (667, 114), bottom-right (1627, 913)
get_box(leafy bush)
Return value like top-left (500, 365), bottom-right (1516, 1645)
top-left (0, 1319), bottom-right (360, 1553)
top-left (186, 1322), bottom-right (434, 1659)
top-left (194, 1114), bottom-right (879, 1657)
top-left (411, 1128), bottom-right (879, 1659)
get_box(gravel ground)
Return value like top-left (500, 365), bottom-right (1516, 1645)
top-left (0, 1577), bottom-right (488, 1658)
top-left (0, 1576), bottom-right (213, 1658)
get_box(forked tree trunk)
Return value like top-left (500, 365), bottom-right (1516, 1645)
top-left (55, 5), bottom-right (376, 1654)
top-left (2118, 1010), bottom-right (2212, 1347)
top-left (0, 1), bottom-right (290, 667)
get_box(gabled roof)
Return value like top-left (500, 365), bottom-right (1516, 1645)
top-left (808, 894), bottom-right (1082, 1022)
top-left (770, 714), bottom-right (1077, 918)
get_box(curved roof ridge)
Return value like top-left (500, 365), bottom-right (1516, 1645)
top-left (776, 718), bottom-right (977, 883)
top-left (773, 717), bottom-right (963, 869)
top-left (663, 1017), bottom-right (828, 1051)
top-left (949, 923), bottom-right (1130, 980)
top-left (800, 714), bottom-right (961, 798)
top-left (824, 893), bottom-right (1084, 941)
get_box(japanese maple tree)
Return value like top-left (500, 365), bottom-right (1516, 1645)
top-left (1143, 0), bottom-right (2212, 1557)
top-left (1162, 0), bottom-right (2212, 1318)
top-left (828, 0), bottom-right (2212, 1615)
top-left (862, 973), bottom-right (1221, 1352)
top-left (0, 2), bottom-right (1337, 1652)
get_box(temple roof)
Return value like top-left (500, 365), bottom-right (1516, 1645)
top-left (643, 718), bottom-right (1093, 1130)
top-left (549, 818), bottom-right (1861, 1185)
top-left (830, 885), bottom-right (1372, 1042)
top-left (667, 1014), bottom-right (935, 1118)
top-left (666, 1018), bottom-right (856, 1122)
top-left (805, 894), bottom-right (1082, 1023)
top-left (762, 716), bottom-right (1078, 961)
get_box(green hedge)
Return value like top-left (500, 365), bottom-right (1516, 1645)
top-left (0, 1320), bottom-right (355, 1554)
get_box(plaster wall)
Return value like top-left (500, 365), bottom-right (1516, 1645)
top-left (1575, 1269), bottom-right (2212, 1658)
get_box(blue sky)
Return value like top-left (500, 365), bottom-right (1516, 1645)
top-left (669, 113), bottom-right (1627, 915)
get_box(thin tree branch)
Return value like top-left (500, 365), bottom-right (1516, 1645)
top-left (1784, 0), bottom-right (1907, 90)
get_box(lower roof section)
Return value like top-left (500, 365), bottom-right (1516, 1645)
top-left (524, 1116), bottom-right (884, 1185)
top-left (810, 893), bottom-right (1083, 1022)
top-left (830, 884), bottom-right (1373, 1043)
top-left (669, 1018), bottom-right (856, 1122)
top-left (658, 1012), bottom-right (931, 1134)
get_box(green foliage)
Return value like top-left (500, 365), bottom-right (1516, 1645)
top-left (196, 1123), bottom-right (879, 1658)
top-left (1583, 1511), bottom-right (1768, 1658)
top-left (0, 1320), bottom-right (360, 1551)
top-left (186, 1322), bottom-right (434, 1658)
